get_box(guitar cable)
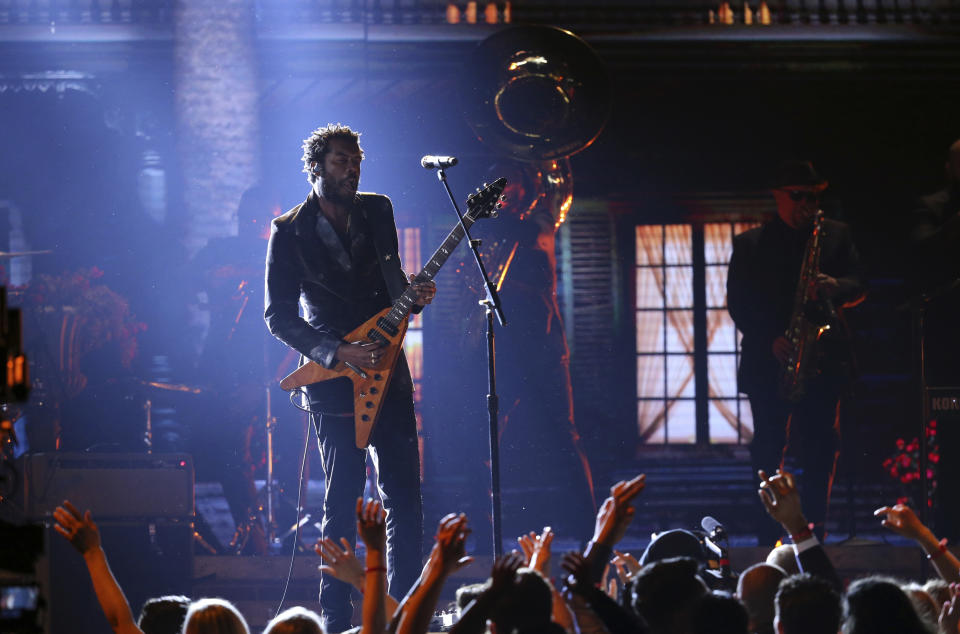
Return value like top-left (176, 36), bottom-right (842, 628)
top-left (275, 387), bottom-right (324, 618)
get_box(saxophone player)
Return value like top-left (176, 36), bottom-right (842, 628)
top-left (727, 161), bottom-right (864, 545)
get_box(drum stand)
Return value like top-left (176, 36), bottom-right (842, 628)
top-left (228, 385), bottom-right (316, 554)
top-left (228, 385), bottom-right (280, 553)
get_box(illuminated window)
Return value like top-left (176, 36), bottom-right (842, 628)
top-left (636, 225), bottom-right (695, 444)
top-left (398, 227), bottom-right (425, 477)
top-left (636, 221), bottom-right (760, 445)
top-left (704, 222), bottom-right (759, 444)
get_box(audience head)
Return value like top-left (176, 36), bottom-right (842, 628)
top-left (491, 568), bottom-right (552, 633)
top-left (640, 529), bottom-right (704, 566)
top-left (774, 573), bottom-right (841, 634)
top-left (765, 545), bottom-right (799, 576)
top-left (455, 583), bottom-right (487, 616)
top-left (263, 606), bottom-right (325, 634)
top-left (901, 582), bottom-right (939, 633)
top-left (923, 578), bottom-right (950, 610)
top-left (737, 564), bottom-right (786, 634)
top-left (630, 556), bottom-right (708, 634)
top-left (692, 591), bottom-right (749, 634)
top-left (138, 595), bottom-right (191, 634)
top-left (842, 576), bottom-right (929, 634)
top-left (183, 598), bottom-right (250, 634)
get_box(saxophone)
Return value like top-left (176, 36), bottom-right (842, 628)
top-left (779, 210), bottom-right (833, 403)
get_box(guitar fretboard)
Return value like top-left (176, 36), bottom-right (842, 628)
top-left (380, 211), bottom-right (479, 329)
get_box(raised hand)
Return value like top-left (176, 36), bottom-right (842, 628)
top-left (53, 501), bottom-right (101, 555)
top-left (874, 502), bottom-right (960, 583)
top-left (758, 469), bottom-right (808, 536)
top-left (489, 552), bottom-right (524, 596)
top-left (873, 504), bottom-right (929, 541)
top-left (939, 583), bottom-right (960, 634)
top-left (356, 497), bottom-right (387, 553)
top-left (561, 551), bottom-right (591, 596)
top-left (517, 527), bottom-right (554, 577)
top-left (428, 512), bottom-right (473, 577)
top-left (316, 536), bottom-right (364, 589)
top-left (611, 550), bottom-right (641, 584)
top-left (593, 474), bottom-right (646, 547)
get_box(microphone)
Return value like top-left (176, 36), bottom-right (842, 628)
top-left (421, 155), bottom-right (458, 169)
top-left (701, 516), bottom-right (726, 540)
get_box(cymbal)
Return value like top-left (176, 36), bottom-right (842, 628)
top-left (0, 250), bottom-right (52, 258)
top-left (140, 380), bottom-right (203, 394)
top-left (106, 377), bottom-right (205, 395)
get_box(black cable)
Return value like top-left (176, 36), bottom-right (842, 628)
top-left (274, 388), bottom-right (315, 618)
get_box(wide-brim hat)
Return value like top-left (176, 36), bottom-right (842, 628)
top-left (770, 160), bottom-right (828, 190)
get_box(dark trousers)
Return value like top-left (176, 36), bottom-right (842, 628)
top-left (748, 378), bottom-right (841, 544)
top-left (313, 384), bottom-right (423, 633)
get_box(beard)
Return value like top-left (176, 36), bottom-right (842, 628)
top-left (319, 174), bottom-right (358, 204)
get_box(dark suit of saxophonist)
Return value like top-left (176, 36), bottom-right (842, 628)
top-left (264, 124), bottom-right (435, 633)
top-left (727, 161), bottom-right (863, 544)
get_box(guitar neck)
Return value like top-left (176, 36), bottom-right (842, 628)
top-left (381, 212), bottom-right (477, 328)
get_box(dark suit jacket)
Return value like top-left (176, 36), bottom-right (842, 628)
top-left (908, 185), bottom-right (960, 384)
top-left (910, 185), bottom-right (960, 289)
top-left (264, 190), bottom-right (416, 407)
top-left (727, 216), bottom-right (863, 396)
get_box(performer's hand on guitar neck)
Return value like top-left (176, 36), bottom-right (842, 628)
top-left (409, 273), bottom-right (437, 307)
top-left (336, 340), bottom-right (386, 368)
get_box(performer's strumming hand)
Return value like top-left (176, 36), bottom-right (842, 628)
top-left (336, 340), bottom-right (386, 368)
top-left (409, 274), bottom-right (436, 307)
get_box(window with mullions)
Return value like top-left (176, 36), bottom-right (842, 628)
top-left (636, 225), bottom-right (695, 444)
top-left (704, 222), bottom-right (759, 444)
top-left (636, 221), bottom-right (760, 445)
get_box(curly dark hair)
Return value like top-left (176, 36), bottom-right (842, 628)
top-left (301, 123), bottom-right (362, 183)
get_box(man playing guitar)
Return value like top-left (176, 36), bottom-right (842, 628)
top-left (265, 123), bottom-right (435, 633)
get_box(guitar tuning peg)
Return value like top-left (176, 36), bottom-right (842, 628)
top-left (495, 202), bottom-right (503, 209)
top-left (483, 182), bottom-right (488, 188)
top-left (490, 209), bottom-right (499, 218)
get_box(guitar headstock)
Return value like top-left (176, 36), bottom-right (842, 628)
top-left (466, 177), bottom-right (507, 221)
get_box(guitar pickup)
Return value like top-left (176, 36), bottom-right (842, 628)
top-left (367, 329), bottom-right (389, 345)
top-left (376, 318), bottom-right (399, 337)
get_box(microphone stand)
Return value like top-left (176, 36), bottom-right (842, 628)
top-left (435, 167), bottom-right (507, 557)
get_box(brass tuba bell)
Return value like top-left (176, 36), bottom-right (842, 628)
top-left (461, 25), bottom-right (611, 162)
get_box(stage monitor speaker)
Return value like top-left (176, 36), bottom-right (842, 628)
top-left (7, 454), bottom-right (195, 634)
top-left (13, 452), bottom-right (194, 521)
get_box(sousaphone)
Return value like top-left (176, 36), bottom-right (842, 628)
top-left (461, 25), bottom-right (610, 163)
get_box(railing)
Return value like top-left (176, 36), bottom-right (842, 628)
top-left (0, 0), bottom-right (171, 24)
top-left (0, 0), bottom-right (958, 28)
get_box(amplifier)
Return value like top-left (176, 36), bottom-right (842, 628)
top-left (14, 453), bottom-right (194, 521)
top-left (929, 386), bottom-right (960, 418)
top-left (929, 388), bottom-right (960, 540)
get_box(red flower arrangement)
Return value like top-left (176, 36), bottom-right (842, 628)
top-left (882, 421), bottom-right (939, 508)
top-left (18, 267), bottom-right (146, 397)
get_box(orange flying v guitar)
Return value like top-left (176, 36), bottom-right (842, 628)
top-left (279, 178), bottom-right (506, 448)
